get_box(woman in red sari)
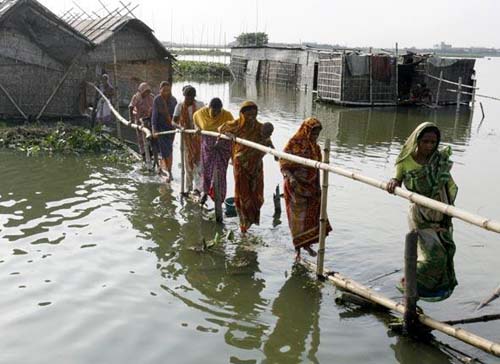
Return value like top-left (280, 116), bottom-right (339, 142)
top-left (280, 118), bottom-right (332, 261)
top-left (219, 101), bottom-right (268, 233)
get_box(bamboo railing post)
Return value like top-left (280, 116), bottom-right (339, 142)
top-left (395, 42), bottom-right (399, 103)
top-left (144, 136), bottom-right (152, 171)
top-left (369, 56), bottom-right (373, 106)
top-left (111, 36), bottom-right (122, 140)
top-left (434, 70), bottom-right (443, 107)
top-left (471, 77), bottom-right (477, 110)
top-left (316, 138), bottom-right (331, 278)
top-left (456, 76), bottom-right (462, 114)
top-left (404, 230), bottom-right (419, 334)
top-left (213, 167), bottom-right (223, 223)
top-left (180, 131), bottom-right (186, 195)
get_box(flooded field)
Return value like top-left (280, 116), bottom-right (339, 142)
top-left (1, 58), bottom-right (499, 363)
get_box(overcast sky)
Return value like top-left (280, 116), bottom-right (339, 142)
top-left (40, 0), bottom-right (500, 48)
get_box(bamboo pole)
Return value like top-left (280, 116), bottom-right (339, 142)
top-left (426, 73), bottom-right (477, 89)
top-left (180, 132), bottom-right (186, 195)
top-left (446, 89), bottom-right (500, 102)
top-left (111, 36), bottom-right (122, 140)
top-left (471, 78), bottom-right (477, 110)
top-left (444, 314), bottom-right (500, 326)
top-left (144, 136), bottom-right (152, 170)
top-left (404, 231), bottom-right (418, 334)
top-left (434, 70), bottom-right (443, 107)
top-left (0, 81), bottom-right (28, 120)
top-left (395, 42), bottom-right (399, 103)
top-left (456, 77), bottom-right (462, 114)
top-left (369, 57), bottom-right (373, 106)
top-left (300, 259), bottom-right (500, 357)
top-left (178, 130), bottom-right (500, 235)
top-left (213, 167), bottom-right (223, 223)
top-left (85, 89), bottom-right (500, 236)
top-left (316, 138), bottom-right (331, 277)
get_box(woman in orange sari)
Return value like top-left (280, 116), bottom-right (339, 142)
top-left (280, 118), bottom-right (332, 261)
top-left (219, 101), bottom-right (268, 233)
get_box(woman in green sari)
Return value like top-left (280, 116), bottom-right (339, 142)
top-left (387, 122), bottom-right (458, 301)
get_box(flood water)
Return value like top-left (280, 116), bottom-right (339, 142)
top-left (1, 58), bottom-right (500, 364)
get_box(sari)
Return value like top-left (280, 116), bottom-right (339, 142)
top-left (395, 121), bottom-right (458, 301)
top-left (151, 95), bottom-right (177, 159)
top-left (193, 107), bottom-right (234, 201)
top-left (280, 118), bottom-right (332, 249)
top-left (218, 101), bottom-right (265, 230)
top-left (179, 102), bottom-right (201, 171)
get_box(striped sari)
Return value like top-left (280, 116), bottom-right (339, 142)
top-left (280, 118), bottom-right (332, 249)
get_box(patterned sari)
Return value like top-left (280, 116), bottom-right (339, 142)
top-left (280, 118), bottom-right (332, 249)
top-left (396, 122), bottom-right (458, 301)
top-left (179, 102), bottom-right (201, 171)
top-left (193, 107), bottom-right (234, 201)
top-left (219, 101), bottom-right (265, 230)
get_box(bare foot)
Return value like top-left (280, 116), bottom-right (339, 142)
top-left (304, 246), bottom-right (317, 257)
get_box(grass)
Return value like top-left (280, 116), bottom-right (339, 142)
top-left (175, 60), bottom-right (232, 81)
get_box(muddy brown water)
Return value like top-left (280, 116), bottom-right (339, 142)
top-left (1, 58), bottom-right (499, 363)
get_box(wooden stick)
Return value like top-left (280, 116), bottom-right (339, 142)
top-left (434, 70), bottom-right (443, 107)
top-left (213, 167), bottom-right (223, 223)
top-left (111, 36), bottom-right (123, 140)
top-left (300, 259), bottom-right (500, 357)
top-left (456, 77), bottom-right (462, 114)
top-left (180, 132), bottom-right (186, 195)
top-left (179, 130), bottom-right (500, 235)
top-left (446, 89), bottom-right (500, 102)
top-left (316, 138), bottom-right (331, 277)
top-left (471, 78), bottom-right (477, 110)
top-left (444, 314), bottom-right (500, 326)
top-left (0, 81), bottom-right (28, 120)
top-left (477, 285), bottom-right (500, 311)
top-left (426, 73), bottom-right (477, 89)
top-left (83, 90), bottom-right (500, 236)
top-left (404, 231), bottom-right (418, 334)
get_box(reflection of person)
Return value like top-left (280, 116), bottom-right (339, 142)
top-left (391, 336), bottom-right (452, 364)
top-left (193, 98), bottom-right (234, 205)
top-left (280, 118), bottom-right (332, 261)
top-left (151, 81), bottom-right (177, 180)
top-left (129, 82), bottom-right (154, 160)
top-left (96, 74), bottom-right (114, 124)
top-left (263, 265), bottom-right (321, 364)
top-left (219, 101), bottom-right (269, 233)
top-left (387, 122), bottom-right (458, 301)
top-left (173, 86), bottom-right (205, 194)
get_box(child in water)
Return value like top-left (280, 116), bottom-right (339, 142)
top-left (261, 122), bottom-right (279, 161)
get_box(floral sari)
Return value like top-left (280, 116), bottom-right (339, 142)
top-left (280, 118), bottom-right (332, 249)
top-left (396, 122), bottom-right (458, 301)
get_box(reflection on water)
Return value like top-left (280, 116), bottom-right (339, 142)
top-left (1, 58), bottom-right (499, 363)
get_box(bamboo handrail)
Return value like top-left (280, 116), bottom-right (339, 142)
top-left (88, 82), bottom-right (152, 139)
top-left (88, 83), bottom-right (500, 235)
top-left (425, 74), bottom-right (477, 90)
top-left (301, 259), bottom-right (500, 357)
top-left (446, 89), bottom-right (500, 102)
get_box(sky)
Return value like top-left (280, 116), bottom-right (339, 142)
top-left (39, 0), bottom-right (500, 49)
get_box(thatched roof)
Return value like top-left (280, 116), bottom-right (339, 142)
top-left (73, 17), bottom-right (170, 59)
top-left (0, 0), bottom-right (92, 64)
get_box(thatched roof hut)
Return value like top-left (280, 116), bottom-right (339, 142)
top-left (0, 0), bottom-right (92, 119)
top-left (0, 0), bottom-right (173, 120)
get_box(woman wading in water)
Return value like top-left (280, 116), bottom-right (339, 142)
top-left (387, 122), bottom-right (458, 301)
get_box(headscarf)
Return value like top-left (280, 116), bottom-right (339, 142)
top-left (282, 117), bottom-right (323, 163)
top-left (396, 121), bottom-right (440, 165)
top-left (193, 106), bottom-right (234, 132)
top-left (138, 82), bottom-right (152, 94)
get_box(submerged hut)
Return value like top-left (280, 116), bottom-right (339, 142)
top-left (0, 0), bottom-right (92, 119)
top-left (231, 46), bottom-right (476, 107)
top-left (0, 0), bottom-right (173, 120)
top-left (73, 17), bottom-right (173, 108)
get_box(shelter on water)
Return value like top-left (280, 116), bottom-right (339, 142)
top-left (0, 0), bottom-right (92, 119)
top-left (230, 46), bottom-right (476, 107)
top-left (0, 0), bottom-right (173, 120)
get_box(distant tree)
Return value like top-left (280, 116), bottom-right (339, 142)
top-left (235, 32), bottom-right (269, 47)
